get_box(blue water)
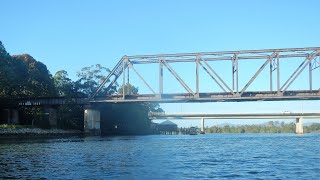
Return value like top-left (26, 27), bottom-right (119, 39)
top-left (0, 134), bottom-right (319, 179)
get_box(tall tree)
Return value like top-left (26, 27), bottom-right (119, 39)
top-left (53, 70), bottom-right (80, 97)
top-left (76, 64), bottom-right (116, 96)
top-left (0, 41), bottom-right (14, 96)
top-left (12, 54), bottom-right (56, 97)
top-left (53, 70), bottom-right (84, 130)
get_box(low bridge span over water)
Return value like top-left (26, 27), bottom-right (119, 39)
top-left (149, 112), bottom-right (320, 119)
top-left (149, 112), bottom-right (320, 134)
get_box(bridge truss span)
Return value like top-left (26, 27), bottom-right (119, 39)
top-left (91, 47), bottom-right (320, 103)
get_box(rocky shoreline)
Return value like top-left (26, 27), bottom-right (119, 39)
top-left (0, 128), bottom-right (84, 138)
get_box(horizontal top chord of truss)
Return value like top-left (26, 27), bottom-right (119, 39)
top-left (90, 47), bottom-right (320, 102)
top-left (127, 47), bottom-right (320, 64)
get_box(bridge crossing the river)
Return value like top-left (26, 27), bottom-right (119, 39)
top-left (149, 112), bottom-right (320, 134)
top-left (90, 47), bottom-right (320, 103)
top-left (1, 47), bottom-right (320, 134)
top-left (3, 47), bottom-right (319, 106)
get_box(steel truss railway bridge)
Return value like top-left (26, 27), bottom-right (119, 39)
top-left (91, 47), bottom-right (320, 103)
top-left (1, 47), bottom-right (320, 134)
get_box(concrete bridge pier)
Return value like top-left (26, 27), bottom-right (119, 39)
top-left (84, 109), bottom-right (101, 135)
top-left (295, 117), bottom-right (303, 134)
top-left (200, 117), bottom-right (205, 134)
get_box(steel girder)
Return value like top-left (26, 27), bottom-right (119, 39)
top-left (90, 47), bottom-right (320, 103)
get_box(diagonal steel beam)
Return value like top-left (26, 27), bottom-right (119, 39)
top-left (280, 58), bottom-right (308, 91)
top-left (89, 56), bottom-right (125, 99)
top-left (240, 52), bottom-right (277, 96)
top-left (162, 60), bottom-right (194, 95)
top-left (200, 57), bottom-right (234, 94)
top-left (198, 61), bottom-right (227, 92)
top-left (128, 62), bottom-right (156, 94)
top-left (281, 51), bottom-right (320, 92)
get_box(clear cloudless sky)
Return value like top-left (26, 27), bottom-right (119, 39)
top-left (1, 0), bottom-right (320, 127)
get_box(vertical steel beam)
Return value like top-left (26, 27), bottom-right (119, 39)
top-left (196, 56), bottom-right (200, 98)
top-left (127, 66), bottom-right (130, 94)
top-left (270, 57), bottom-right (273, 92)
top-left (232, 54), bottom-right (238, 93)
top-left (159, 58), bottom-right (163, 97)
top-left (122, 58), bottom-right (126, 99)
top-left (277, 54), bottom-right (281, 95)
top-left (309, 59), bottom-right (312, 90)
top-left (232, 57), bottom-right (235, 91)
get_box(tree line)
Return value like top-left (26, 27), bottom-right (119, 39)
top-left (0, 41), bottom-right (163, 132)
top-left (206, 121), bottom-right (320, 133)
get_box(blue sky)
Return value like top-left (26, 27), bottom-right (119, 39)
top-left (1, 0), bottom-right (320, 126)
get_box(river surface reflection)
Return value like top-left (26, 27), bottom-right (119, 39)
top-left (0, 134), bottom-right (319, 179)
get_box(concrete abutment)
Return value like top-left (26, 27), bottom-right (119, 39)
top-left (84, 109), bottom-right (101, 135)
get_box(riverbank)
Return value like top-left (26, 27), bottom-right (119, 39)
top-left (0, 127), bottom-right (83, 139)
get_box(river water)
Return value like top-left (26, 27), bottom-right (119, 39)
top-left (0, 134), bottom-right (319, 179)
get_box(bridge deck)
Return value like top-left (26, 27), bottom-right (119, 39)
top-left (92, 90), bottom-right (320, 103)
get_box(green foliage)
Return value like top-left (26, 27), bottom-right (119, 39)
top-left (18, 106), bottom-right (51, 129)
top-left (32, 110), bottom-right (51, 129)
top-left (118, 83), bottom-right (139, 95)
top-left (1, 41), bottom-right (163, 132)
top-left (0, 44), bottom-right (56, 98)
top-left (305, 123), bottom-right (320, 133)
top-left (12, 54), bottom-right (56, 97)
top-left (53, 70), bottom-right (81, 97)
top-left (0, 124), bottom-right (17, 129)
top-left (0, 41), bottom-right (14, 96)
top-left (0, 124), bottom-right (33, 129)
top-left (206, 121), bottom-right (298, 133)
top-left (76, 64), bottom-right (116, 96)
top-left (56, 100), bottom-right (84, 130)
top-left (52, 70), bottom-right (84, 129)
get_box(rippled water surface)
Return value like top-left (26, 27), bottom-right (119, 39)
top-left (0, 134), bottom-right (319, 179)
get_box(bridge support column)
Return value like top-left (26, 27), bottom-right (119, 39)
top-left (1, 109), bottom-right (19, 124)
top-left (200, 117), bottom-right (205, 134)
top-left (44, 107), bottom-right (57, 128)
top-left (295, 117), bottom-right (303, 134)
top-left (84, 109), bottom-right (101, 135)
top-left (10, 109), bottom-right (19, 124)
